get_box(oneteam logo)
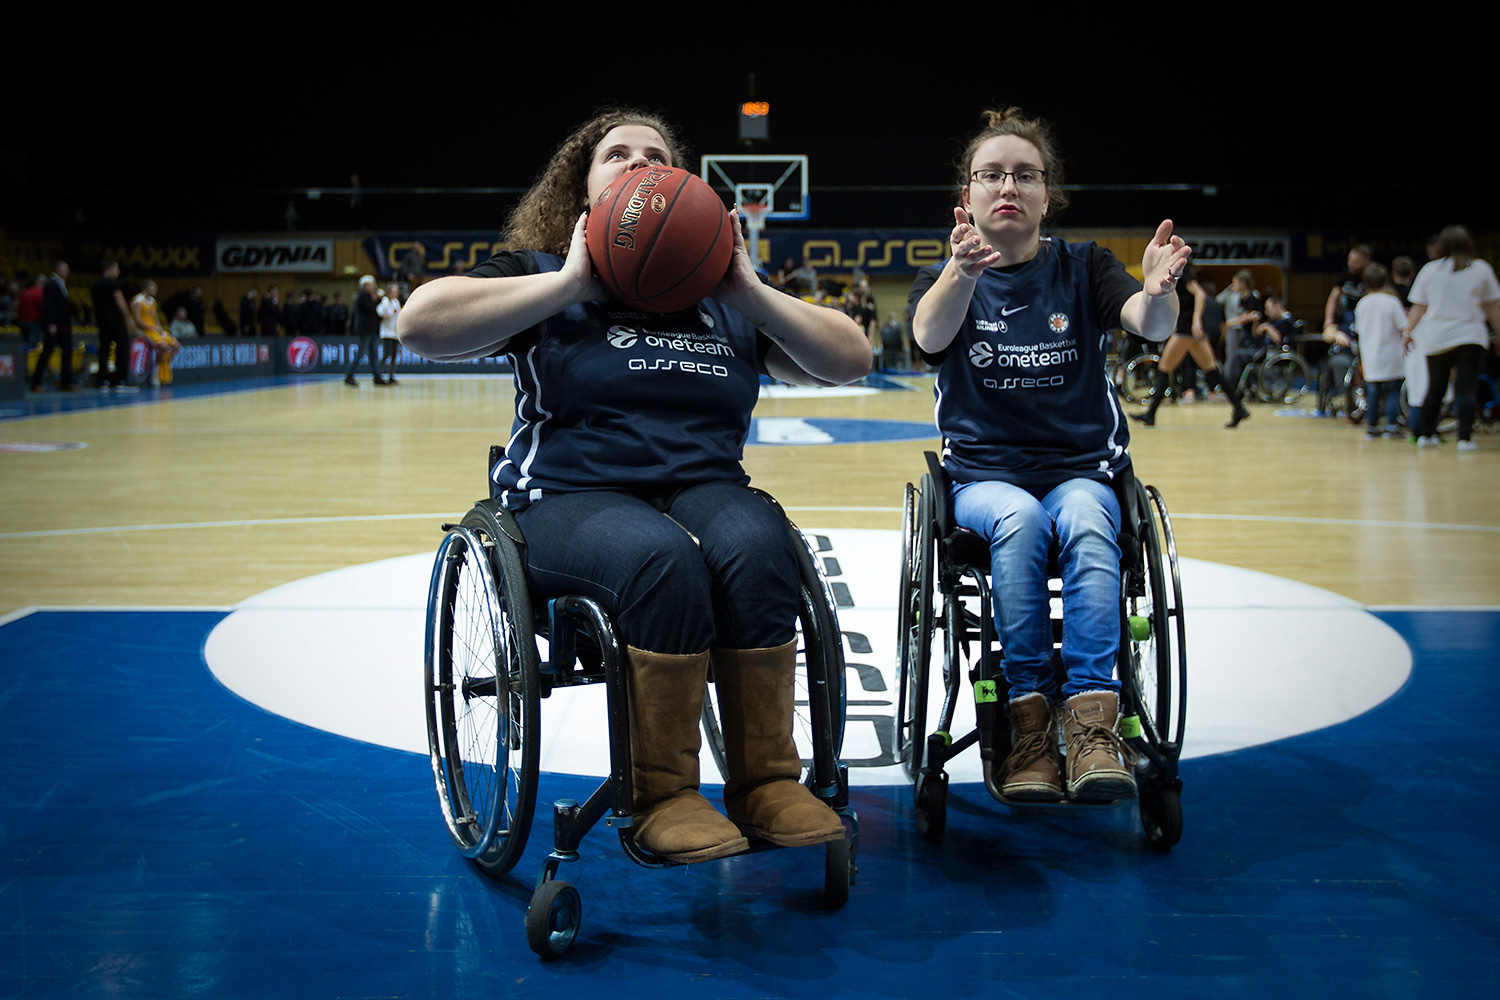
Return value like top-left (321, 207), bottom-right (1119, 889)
top-left (607, 327), bottom-right (639, 349)
top-left (968, 342), bottom-right (994, 367)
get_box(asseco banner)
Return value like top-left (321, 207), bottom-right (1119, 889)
top-left (215, 239), bottom-right (335, 274)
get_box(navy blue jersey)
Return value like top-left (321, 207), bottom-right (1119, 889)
top-left (470, 250), bottom-right (769, 510)
top-left (909, 238), bottom-right (1144, 491)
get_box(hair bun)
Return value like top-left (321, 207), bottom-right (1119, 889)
top-left (982, 107), bottom-right (1023, 127)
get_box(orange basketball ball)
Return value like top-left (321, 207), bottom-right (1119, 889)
top-left (585, 166), bottom-right (734, 313)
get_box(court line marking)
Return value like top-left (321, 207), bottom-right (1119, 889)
top-left (3, 508), bottom-right (1499, 541)
top-left (0, 605), bottom-right (238, 627)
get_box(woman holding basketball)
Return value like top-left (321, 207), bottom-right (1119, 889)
top-left (400, 109), bottom-right (869, 863)
top-left (910, 107), bottom-right (1188, 804)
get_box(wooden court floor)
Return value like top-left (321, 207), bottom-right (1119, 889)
top-left (2, 375), bottom-right (1498, 616)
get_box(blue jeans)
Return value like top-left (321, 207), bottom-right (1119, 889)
top-left (513, 482), bottom-right (800, 654)
top-left (1366, 378), bottom-right (1402, 429)
top-left (952, 478), bottom-right (1122, 699)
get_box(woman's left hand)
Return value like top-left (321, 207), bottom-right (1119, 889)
top-left (1142, 219), bottom-right (1193, 297)
top-left (712, 207), bottom-right (769, 320)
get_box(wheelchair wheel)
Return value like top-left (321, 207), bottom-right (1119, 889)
top-left (424, 504), bottom-right (541, 877)
top-left (525, 878), bottom-right (582, 959)
top-left (1121, 483), bottom-right (1188, 754)
top-left (823, 836), bottom-right (853, 909)
top-left (1343, 363), bottom-right (1366, 424)
top-left (701, 515), bottom-right (847, 782)
top-left (1262, 352), bottom-right (1312, 405)
top-left (1140, 781), bottom-right (1183, 850)
top-left (1236, 364), bottom-right (1262, 404)
top-left (914, 769), bottom-right (947, 843)
top-left (1120, 353), bottom-right (1161, 404)
top-left (895, 479), bottom-right (936, 780)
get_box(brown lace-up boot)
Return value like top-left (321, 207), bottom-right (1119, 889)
top-left (1000, 692), bottom-right (1064, 801)
top-left (626, 646), bottom-right (749, 862)
top-left (1060, 690), bottom-right (1137, 802)
top-left (713, 641), bottom-right (845, 848)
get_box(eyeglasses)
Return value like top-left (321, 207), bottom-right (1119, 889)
top-left (969, 168), bottom-right (1046, 192)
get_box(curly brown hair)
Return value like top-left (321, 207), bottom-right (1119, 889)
top-left (956, 107), bottom-right (1069, 222)
top-left (504, 108), bottom-right (686, 255)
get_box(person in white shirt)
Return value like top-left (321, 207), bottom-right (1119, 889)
top-left (1405, 225), bottom-right (1500, 450)
top-left (376, 283), bottom-right (402, 385)
top-left (1352, 263), bottom-right (1407, 438)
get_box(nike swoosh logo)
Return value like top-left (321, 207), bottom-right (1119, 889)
top-left (1000, 305), bottom-right (1028, 316)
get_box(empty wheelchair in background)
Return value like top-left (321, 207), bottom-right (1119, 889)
top-left (894, 452), bottom-right (1187, 849)
top-left (423, 462), bottom-right (856, 959)
top-left (1237, 343), bottom-right (1313, 406)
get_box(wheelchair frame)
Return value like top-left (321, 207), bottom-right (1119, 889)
top-left (423, 486), bottom-right (857, 958)
top-left (1238, 344), bottom-right (1313, 405)
top-left (894, 452), bottom-right (1187, 849)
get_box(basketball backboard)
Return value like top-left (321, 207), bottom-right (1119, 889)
top-left (700, 154), bottom-right (809, 221)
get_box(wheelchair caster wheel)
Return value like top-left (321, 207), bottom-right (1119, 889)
top-left (914, 771), bottom-right (948, 843)
top-left (1140, 783), bottom-right (1182, 850)
top-left (824, 835), bottom-right (852, 909)
top-left (526, 879), bottom-right (581, 958)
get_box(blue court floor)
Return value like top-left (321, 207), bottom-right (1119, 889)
top-left (2, 607), bottom-right (1496, 998)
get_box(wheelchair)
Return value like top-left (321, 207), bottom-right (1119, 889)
top-left (894, 453), bottom-right (1186, 849)
top-left (1237, 343), bottom-right (1313, 405)
top-left (1116, 351), bottom-right (1161, 404)
top-left (423, 459), bottom-right (856, 959)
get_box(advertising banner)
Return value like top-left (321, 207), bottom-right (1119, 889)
top-left (216, 239), bottom-right (336, 273)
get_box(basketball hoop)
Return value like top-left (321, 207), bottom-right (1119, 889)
top-left (739, 200), bottom-right (770, 236)
top-left (738, 200), bottom-right (771, 272)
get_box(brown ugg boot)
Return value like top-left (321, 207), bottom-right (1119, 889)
top-left (626, 646), bottom-right (749, 862)
top-left (713, 641), bottom-right (845, 848)
top-left (1059, 690), bottom-right (1137, 802)
top-left (1000, 692), bottom-right (1064, 801)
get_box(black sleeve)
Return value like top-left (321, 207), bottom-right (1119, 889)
top-left (906, 265), bottom-right (947, 364)
top-left (1087, 244), bottom-right (1141, 332)
top-left (467, 249), bottom-right (540, 280)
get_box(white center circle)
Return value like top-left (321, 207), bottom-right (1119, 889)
top-left (205, 529), bottom-right (1411, 783)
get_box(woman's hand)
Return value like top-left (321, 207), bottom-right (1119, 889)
top-left (560, 212), bottom-right (607, 306)
top-left (947, 206), bottom-right (1002, 278)
top-left (712, 208), bottom-right (766, 318)
top-left (1142, 219), bottom-right (1193, 296)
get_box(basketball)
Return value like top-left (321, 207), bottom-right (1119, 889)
top-left (585, 165), bottom-right (734, 313)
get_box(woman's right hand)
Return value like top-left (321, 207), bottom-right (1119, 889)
top-left (560, 211), bottom-right (607, 305)
top-left (947, 206), bottom-right (1002, 279)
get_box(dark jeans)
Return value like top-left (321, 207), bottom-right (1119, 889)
top-left (512, 482), bottom-right (800, 655)
top-left (1318, 352), bottom-right (1353, 413)
top-left (1419, 343), bottom-right (1485, 440)
top-left (1366, 378), bottom-right (1402, 429)
top-left (30, 328), bottom-right (72, 389)
top-left (346, 332), bottom-right (379, 378)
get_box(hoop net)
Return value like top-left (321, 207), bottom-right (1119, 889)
top-left (739, 201), bottom-right (770, 235)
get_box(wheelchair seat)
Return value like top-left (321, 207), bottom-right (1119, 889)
top-left (895, 452), bottom-right (1186, 849)
top-left (423, 456), bottom-right (857, 958)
